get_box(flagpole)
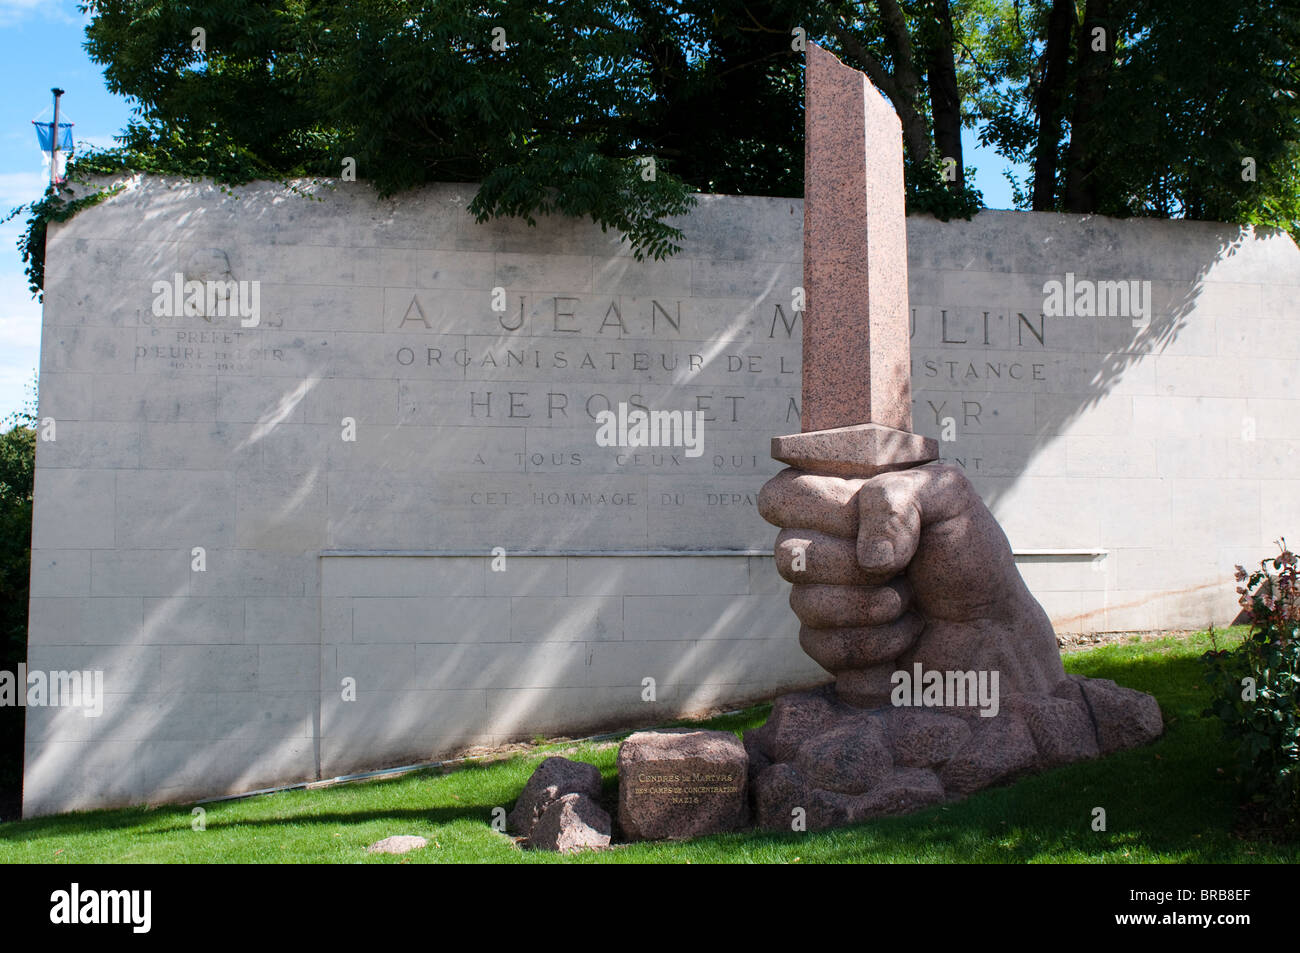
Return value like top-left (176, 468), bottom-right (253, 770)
top-left (50, 87), bottom-right (64, 189)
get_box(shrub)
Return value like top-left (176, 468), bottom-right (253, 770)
top-left (1202, 541), bottom-right (1300, 835)
top-left (0, 415), bottom-right (35, 812)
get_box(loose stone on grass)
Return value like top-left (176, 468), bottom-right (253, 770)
top-left (530, 793), bottom-right (612, 853)
top-left (508, 756), bottom-right (604, 841)
top-left (367, 835), bottom-right (428, 855)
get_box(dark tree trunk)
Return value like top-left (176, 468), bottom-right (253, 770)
top-left (1032, 0), bottom-right (1075, 210)
top-left (925, 0), bottom-right (963, 192)
top-left (835, 1), bottom-right (930, 170)
top-left (1064, 0), bottom-right (1115, 212)
top-left (877, 0), bottom-right (931, 167)
top-left (630, 0), bottom-right (693, 176)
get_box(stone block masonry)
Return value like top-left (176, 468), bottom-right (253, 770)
top-left (22, 175), bottom-right (1300, 814)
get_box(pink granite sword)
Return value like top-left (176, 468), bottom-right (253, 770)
top-left (771, 43), bottom-right (938, 478)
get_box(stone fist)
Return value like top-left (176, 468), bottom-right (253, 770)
top-left (757, 462), bottom-right (1066, 707)
top-left (747, 460), bottom-right (1163, 829)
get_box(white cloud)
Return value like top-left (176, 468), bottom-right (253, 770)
top-left (0, 0), bottom-right (81, 27)
top-left (0, 267), bottom-right (41, 420)
top-left (0, 171), bottom-right (49, 209)
top-left (75, 135), bottom-right (120, 152)
top-left (0, 0), bottom-right (49, 14)
top-left (0, 268), bottom-right (42, 343)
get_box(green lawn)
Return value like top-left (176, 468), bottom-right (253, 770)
top-left (1, 627), bottom-right (1292, 864)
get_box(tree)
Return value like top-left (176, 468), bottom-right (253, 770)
top-left (823, 0), bottom-right (985, 216)
top-left (975, 0), bottom-right (1300, 233)
top-left (0, 389), bottom-right (35, 815)
top-left (1062, 0), bottom-right (1116, 213)
top-left (68, 0), bottom-right (977, 274)
top-left (19, 0), bottom-right (1292, 298)
top-left (1031, 0), bottom-right (1073, 210)
top-left (923, 0), bottom-right (965, 192)
top-left (80, 0), bottom-right (836, 261)
top-left (82, 0), bottom-right (701, 259)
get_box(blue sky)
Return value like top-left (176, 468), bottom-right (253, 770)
top-left (0, 1), bottom-right (1022, 421)
top-left (1, 0), bottom-right (133, 421)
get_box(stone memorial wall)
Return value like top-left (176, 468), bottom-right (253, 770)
top-left (22, 176), bottom-right (1300, 815)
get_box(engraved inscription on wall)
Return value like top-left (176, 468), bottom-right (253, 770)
top-left (129, 281), bottom-right (1059, 549)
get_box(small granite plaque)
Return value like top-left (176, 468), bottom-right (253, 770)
top-left (617, 729), bottom-right (749, 840)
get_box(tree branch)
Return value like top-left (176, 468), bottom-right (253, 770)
top-left (831, 25), bottom-right (903, 104)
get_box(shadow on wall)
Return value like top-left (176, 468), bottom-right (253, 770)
top-left (22, 552), bottom-right (822, 812)
top-left (22, 178), bottom-right (1300, 812)
top-left (903, 209), bottom-right (1296, 511)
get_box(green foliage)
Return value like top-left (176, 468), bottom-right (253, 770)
top-left (1232, 145), bottom-right (1300, 243)
top-left (2, 632), bottom-right (1294, 861)
top-left (16, 0), bottom-right (1294, 297)
top-left (20, 0), bottom-right (986, 293)
top-left (818, 1), bottom-right (986, 219)
top-left (905, 151), bottom-right (983, 220)
top-left (1088, 0), bottom-right (1299, 237)
top-left (1202, 543), bottom-right (1300, 835)
top-left (0, 385), bottom-right (36, 809)
top-left (0, 424), bottom-right (35, 664)
top-left (0, 424), bottom-right (34, 657)
top-left (72, 0), bottom-right (706, 261)
top-left (975, 0), bottom-right (1300, 236)
top-left (963, 0), bottom-right (1041, 171)
top-left (4, 180), bottom-right (124, 301)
